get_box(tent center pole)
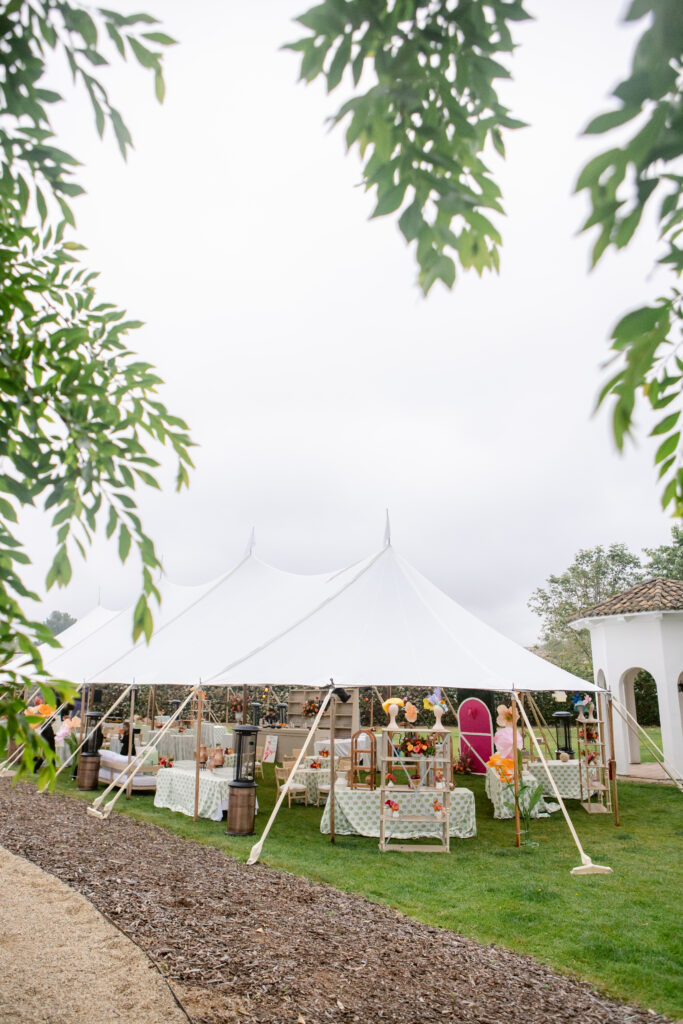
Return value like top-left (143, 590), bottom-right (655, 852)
top-left (606, 694), bottom-right (620, 826)
top-left (126, 685), bottom-right (135, 799)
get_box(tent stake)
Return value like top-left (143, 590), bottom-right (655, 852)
top-left (193, 687), bottom-right (204, 822)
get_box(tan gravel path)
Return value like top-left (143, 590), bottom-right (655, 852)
top-left (0, 845), bottom-right (189, 1024)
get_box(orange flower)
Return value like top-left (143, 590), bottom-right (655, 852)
top-left (487, 752), bottom-right (515, 783)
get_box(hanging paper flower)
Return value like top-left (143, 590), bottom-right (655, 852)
top-left (381, 697), bottom-right (404, 715)
top-left (496, 703), bottom-right (519, 729)
top-left (493, 726), bottom-right (522, 760)
top-left (487, 752), bottom-right (515, 783)
top-left (404, 701), bottom-right (418, 724)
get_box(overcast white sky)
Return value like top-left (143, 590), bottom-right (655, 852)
top-left (23, 0), bottom-right (676, 645)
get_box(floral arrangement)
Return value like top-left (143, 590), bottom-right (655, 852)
top-left (453, 749), bottom-right (474, 774)
top-left (578, 726), bottom-right (599, 742)
top-left (159, 756), bottom-right (174, 768)
top-left (586, 751), bottom-right (598, 765)
top-left (302, 699), bottom-right (320, 718)
top-left (26, 703), bottom-right (55, 727)
top-left (309, 760), bottom-right (321, 769)
top-left (318, 748), bottom-right (329, 758)
top-left (487, 752), bottom-right (515, 783)
top-left (398, 733), bottom-right (436, 757)
top-left (385, 773), bottom-right (397, 786)
top-left (228, 696), bottom-right (243, 714)
top-left (432, 799), bottom-right (444, 814)
top-left (487, 750), bottom-right (543, 846)
top-left (385, 799), bottom-right (399, 815)
top-left (404, 701), bottom-right (418, 724)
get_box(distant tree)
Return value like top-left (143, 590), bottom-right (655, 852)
top-left (643, 526), bottom-right (683, 579)
top-left (43, 610), bottom-right (76, 637)
top-left (528, 544), bottom-right (644, 681)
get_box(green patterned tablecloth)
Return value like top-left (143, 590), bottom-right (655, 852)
top-left (485, 767), bottom-right (560, 820)
top-left (526, 760), bottom-right (581, 800)
top-left (320, 785), bottom-right (476, 839)
top-left (292, 767), bottom-right (330, 804)
top-left (154, 764), bottom-right (251, 821)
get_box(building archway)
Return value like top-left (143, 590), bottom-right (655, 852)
top-left (569, 578), bottom-right (683, 778)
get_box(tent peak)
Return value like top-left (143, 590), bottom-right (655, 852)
top-left (244, 527), bottom-right (256, 558)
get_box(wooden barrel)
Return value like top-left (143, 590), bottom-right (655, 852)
top-left (76, 753), bottom-right (101, 790)
top-left (226, 783), bottom-right (256, 835)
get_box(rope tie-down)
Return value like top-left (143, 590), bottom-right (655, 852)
top-left (87, 687), bottom-right (197, 820)
top-left (515, 695), bottom-right (612, 876)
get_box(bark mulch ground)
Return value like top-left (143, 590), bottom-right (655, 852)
top-left (0, 781), bottom-right (668, 1024)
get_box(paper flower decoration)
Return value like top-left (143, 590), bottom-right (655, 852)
top-left (381, 697), bottom-right (404, 714)
top-left (553, 690), bottom-right (567, 703)
top-left (404, 701), bottom-right (418, 723)
top-left (496, 703), bottom-right (519, 728)
top-left (493, 726), bottom-right (522, 760)
top-left (487, 752), bottom-right (515, 783)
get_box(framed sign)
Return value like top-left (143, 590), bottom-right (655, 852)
top-left (262, 735), bottom-right (278, 763)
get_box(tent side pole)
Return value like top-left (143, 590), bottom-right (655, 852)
top-left (193, 687), bottom-right (204, 822)
top-left (606, 693), bottom-right (620, 826)
top-left (330, 694), bottom-right (336, 845)
top-left (247, 689), bottom-right (332, 865)
top-left (126, 685), bottom-right (135, 799)
top-left (511, 694), bottom-right (521, 847)
top-left (242, 684), bottom-right (248, 725)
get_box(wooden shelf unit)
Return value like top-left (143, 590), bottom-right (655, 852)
top-left (379, 727), bottom-right (452, 853)
top-left (577, 694), bottom-right (612, 814)
top-left (286, 687), bottom-right (359, 737)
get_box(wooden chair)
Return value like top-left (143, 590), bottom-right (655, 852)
top-left (275, 764), bottom-right (308, 807)
top-left (316, 781), bottom-right (331, 807)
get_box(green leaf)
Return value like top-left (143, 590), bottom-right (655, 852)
top-left (655, 433), bottom-right (680, 465)
top-left (371, 182), bottom-right (406, 219)
top-left (651, 412), bottom-right (680, 436)
top-left (118, 523), bottom-right (132, 562)
top-left (583, 106), bottom-right (640, 135)
top-left (612, 306), bottom-right (663, 344)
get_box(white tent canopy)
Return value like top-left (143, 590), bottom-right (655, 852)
top-left (52, 539), bottom-right (598, 694)
top-left (206, 545), bottom-right (599, 693)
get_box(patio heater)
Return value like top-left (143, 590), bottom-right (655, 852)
top-left (250, 700), bottom-right (262, 727)
top-left (226, 724), bottom-right (259, 835)
top-left (77, 711), bottom-right (103, 790)
top-left (277, 701), bottom-right (288, 726)
top-left (552, 711), bottom-right (574, 759)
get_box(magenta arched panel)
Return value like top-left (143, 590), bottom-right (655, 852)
top-left (457, 697), bottom-right (493, 774)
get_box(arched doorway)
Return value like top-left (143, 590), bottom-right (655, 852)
top-left (618, 668), bottom-right (659, 765)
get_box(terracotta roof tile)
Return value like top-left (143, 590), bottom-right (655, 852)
top-left (570, 577), bottom-right (683, 620)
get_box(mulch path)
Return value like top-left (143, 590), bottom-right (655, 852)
top-left (0, 781), bottom-right (668, 1024)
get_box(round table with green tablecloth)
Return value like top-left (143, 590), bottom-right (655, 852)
top-left (526, 759), bottom-right (581, 800)
top-left (154, 759), bottom-right (245, 821)
top-left (485, 767), bottom-right (560, 820)
top-left (319, 784), bottom-right (476, 839)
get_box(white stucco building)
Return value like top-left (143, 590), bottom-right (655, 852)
top-left (570, 578), bottom-right (683, 778)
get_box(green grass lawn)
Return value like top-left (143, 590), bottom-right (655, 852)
top-left (42, 766), bottom-right (683, 1018)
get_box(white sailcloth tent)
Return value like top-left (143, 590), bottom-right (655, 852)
top-left (204, 545), bottom-right (599, 694)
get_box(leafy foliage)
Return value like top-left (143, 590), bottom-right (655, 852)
top-left (528, 544), bottom-right (645, 680)
top-left (574, 0), bottom-right (683, 515)
top-left (43, 610), bottom-right (76, 636)
top-left (286, 0), bottom-right (530, 294)
top-left (643, 523), bottom-right (683, 577)
top-left (0, 2), bottom-right (192, 782)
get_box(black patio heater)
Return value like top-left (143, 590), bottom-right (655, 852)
top-left (277, 701), bottom-right (288, 726)
top-left (226, 724), bottom-right (259, 835)
top-left (552, 711), bottom-right (574, 759)
top-left (77, 710), bottom-right (103, 790)
top-left (250, 700), bottom-right (262, 727)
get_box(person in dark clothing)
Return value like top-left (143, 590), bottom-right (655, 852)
top-left (118, 722), bottom-right (137, 757)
